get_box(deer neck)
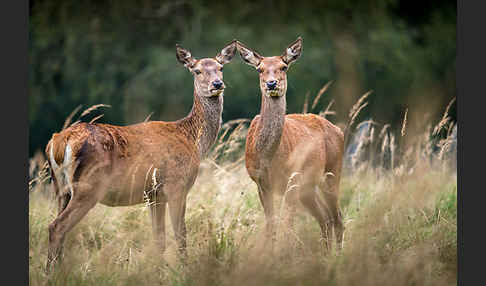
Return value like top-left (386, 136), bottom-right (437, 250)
top-left (256, 94), bottom-right (286, 161)
top-left (179, 86), bottom-right (223, 159)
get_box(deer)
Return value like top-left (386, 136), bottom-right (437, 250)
top-left (236, 37), bottom-right (345, 251)
top-left (43, 40), bottom-right (237, 272)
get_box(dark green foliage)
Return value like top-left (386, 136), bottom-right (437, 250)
top-left (29, 0), bottom-right (456, 156)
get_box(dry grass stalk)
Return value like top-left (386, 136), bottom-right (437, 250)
top-left (390, 134), bottom-right (396, 170)
top-left (311, 81), bottom-right (333, 111)
top-left (381, 133), bottom-right (389, 156)
top-left (443, 97), bottom-right (456, 119)
top-left (356, 119), bottom-right (376, 131)
top-left (222, 123), bottom-right (247, 156)
top-left (343, 91), bottom-right (372, 151)
top-left (348, 90), bottom-right (372, 119)
top-left (28, 161), bottom-right (50, 192)
top-left (323, 110), bottom-right (337, 119)
top-left (278, 172), bottom-right (301, 228)
top-left (379, 124), bottom-right (390, 139)
top-left (89, 114), bottom-right (104, 124)
top-left (144, 112), bottom-right (154, 122)
top-left (401, 108), bottom-right (408, 137)
top-left (221, 118), bottom-right (250, 129)
top-left (433, 117), bottom-right (450, 136)
top-left (211, 119), bottom-right (249, 161)
top-left (369, 125), bottom-right (375, 144)
top-left (302, 91), bottom-right (310, 114)
top-left (62, 105), bottom-right (83, 130)
top-left (143, 164), bottom-right (155, 208)
top-left (433, 97), bottom-right (456, 136)
top-left (438, 139), bottom-right (451, 160)
top-left (350, 102), bottom-right (369, 126)
top-left (78, 104), bottom-right (112, 120)
top-left (217, 118), bottom-right (248, 145)
top-left (320, 99), bottom-right (336, 119)
top-left (437, 123), bottom-right (457, 161)
top-left (446, 121), bottom-right (455, 137)
top-left (221, 155), bottom-right (245, 172)
top-left (217, 128), bottom-right (233, 145)
top-left (350, 121), bottom-right (376, 172)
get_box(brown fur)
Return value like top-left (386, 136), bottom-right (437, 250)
top-left (246, 114), bottom-right (344, 190)
top-left (44, 41), bottom-right (237, 273)
top-left (237, 38), bottom-right (345, 250)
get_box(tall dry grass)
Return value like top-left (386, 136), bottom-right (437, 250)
top-left (29, 96), bottom-right (457, 286)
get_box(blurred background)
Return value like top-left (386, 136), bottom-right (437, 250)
top-left (29, 0), bottom-right (456, 157)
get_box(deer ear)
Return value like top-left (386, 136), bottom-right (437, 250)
top-left (176, 44), bottom-right (197, 68)
top-left (215, 40), bottom-right (237, 65)
top-left (281, 37), bottom-right (303, 65)
top-left (236, 41), bottom-right (263, 68)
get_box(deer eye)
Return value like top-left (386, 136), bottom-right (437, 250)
top-left (193, 69), bottom-right (201, 75)
top-left (281, 66), bottom-right (288, 72)
top-left (256, 67), bottom-right (263, 73)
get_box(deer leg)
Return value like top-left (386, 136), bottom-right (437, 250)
top-left (58, 193), bottom-right (71, 214)
top-left (321, 192), bottom-right (344, 250)
top-left (150, 199), bottom-right (167, 253)
top-left (46, 171), bottom-right (72, 272)
top-left (257, 184), bottom-right (275, 246)
top-left (168, 189), bottom-right (188, 260)
top-left (52, 191), bottom-right (71, 262)
top-left (147, 181), bottom-right (168, 253)
top-left (299, 182), bottom-right (333, 252)
top-left (284, 191), bottom-right (298, 230)
top-left (322, 174), bottom-right (344, 250)
top-left (46, 184), bottom-right (99, 274)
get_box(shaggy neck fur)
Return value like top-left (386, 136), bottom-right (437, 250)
top-left (256, 94), bottom-right (286, 161)
top-left (178, 83), bottom-right (223, 158)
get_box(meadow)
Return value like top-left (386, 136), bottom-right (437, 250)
top-left (28, 96), bottom-right (457, 286)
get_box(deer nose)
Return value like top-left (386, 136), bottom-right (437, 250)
top-left (212, 80), bottom-right (223, 89)
top-left (266, 80), bottom-right (277, 90)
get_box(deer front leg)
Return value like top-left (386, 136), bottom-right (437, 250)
top-left (257, 184), bottom-right (275, 248)
top-left (285, 199), bottom-right (297, 230)
top-left (168, 188), bottom-right (188, 261)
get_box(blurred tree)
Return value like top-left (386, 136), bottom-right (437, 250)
top-left (29, 0), bottom-right (456, 157)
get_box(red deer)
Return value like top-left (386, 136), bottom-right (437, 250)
top-left (44, 40), bottom-right (237, 272)
top-left (236, 37), bottom-right (345, 250)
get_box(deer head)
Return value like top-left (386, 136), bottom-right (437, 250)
top-left (176, 40), bottom-right (237, 97)
top-left (236, 37), bottom-right (302, 98)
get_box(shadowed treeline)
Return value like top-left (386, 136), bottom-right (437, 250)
top-left (29, 0), bottom-right (456, 156)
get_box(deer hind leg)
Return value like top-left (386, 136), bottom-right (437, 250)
top-left (167, 186), bottom-right (188, 260)
top-left (45, 172), bottom-right (71, 267)
top-left (49, 171), bottom-right (71, 215)
top-left (284, 195), bottom-right (298, 230)
top-left (321, 171), bottom-right (344, 250)
top-left (46, 152), bottom-right (75, 271)
top-left (299, 181), bottom-right (333, 251)
top-left (58, 193), bottom-right (71, 214)
top-left (55, 191), bottom-right (71, 260)
top-left (46, 181), bottom-right (99, 273)
top-left (149, 192), bottom-right (168, 254)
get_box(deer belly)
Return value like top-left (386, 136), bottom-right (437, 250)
top-left (98, 172), bottom-right (147, 206)
top-left (99, 186), bottom-right (146, 206)
top-left (98, 160), bottom-right (163, 206)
